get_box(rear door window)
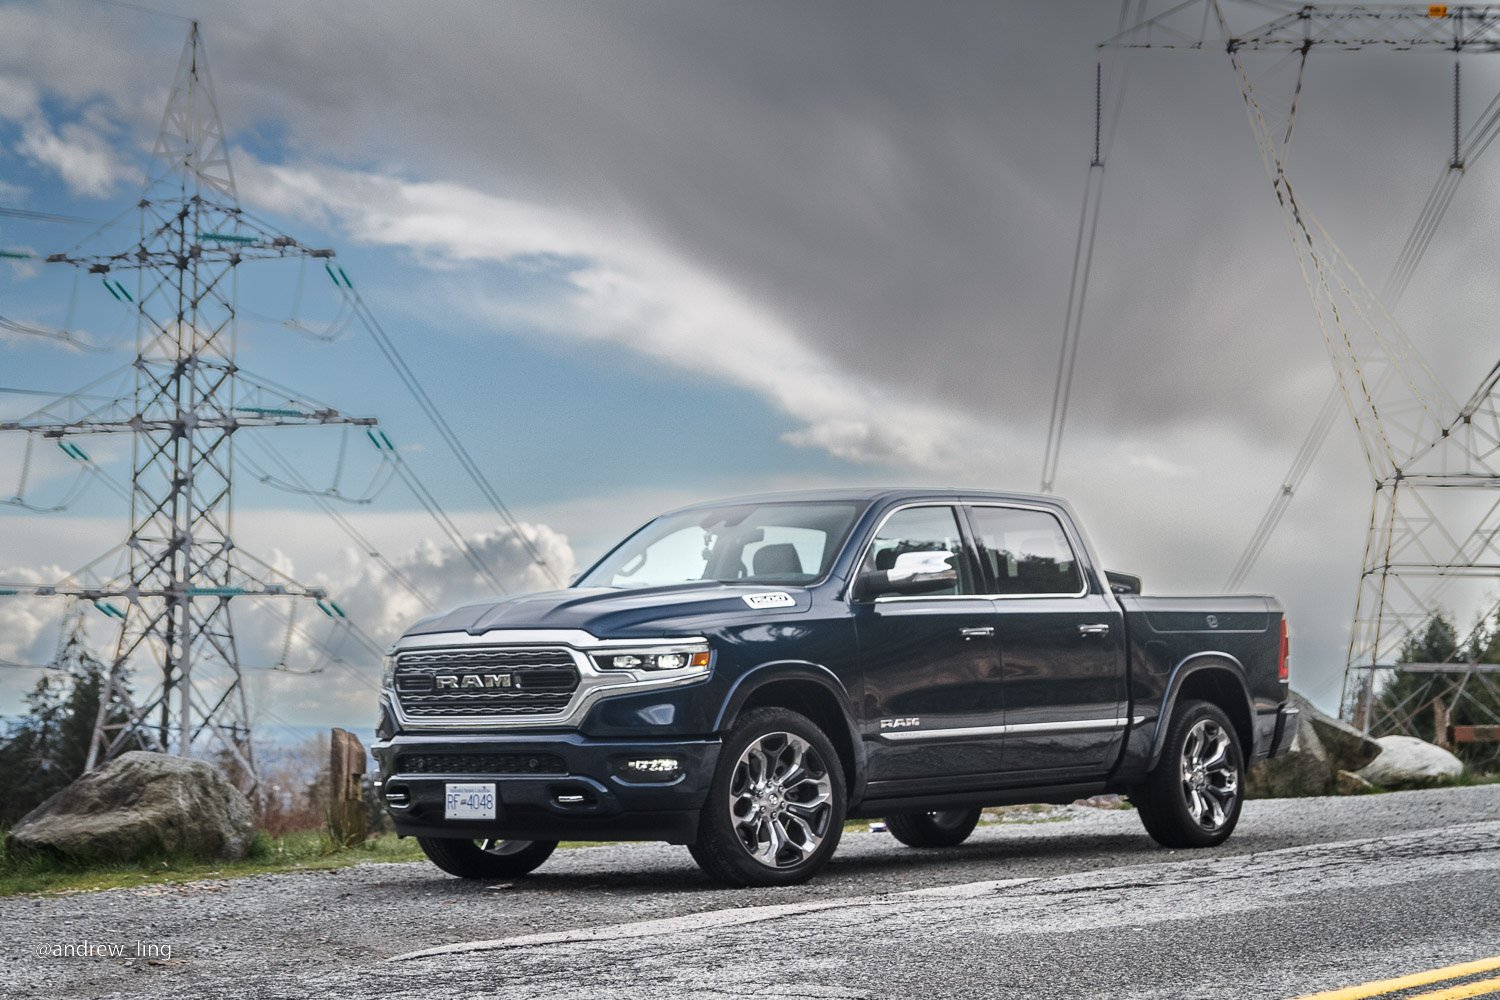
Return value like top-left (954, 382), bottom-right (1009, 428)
top-left (966, 506), bottom-right (1084, 596)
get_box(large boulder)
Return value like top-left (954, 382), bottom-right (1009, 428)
top-left (5, 751), bottom-right (254, 862)
top-left (1247, 691), bottom-right (1382, 798)
top-left (1357, 735), bottom-right (1464, 789)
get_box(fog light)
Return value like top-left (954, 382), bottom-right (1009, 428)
top-left (614, 756), bottom-right (683, 782)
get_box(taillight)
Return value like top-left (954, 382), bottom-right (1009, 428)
top-left (1277, 618), bottom-right (1290, 683)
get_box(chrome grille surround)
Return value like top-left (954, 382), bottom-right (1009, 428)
top-left (393, 647), bottom-right (579, 718)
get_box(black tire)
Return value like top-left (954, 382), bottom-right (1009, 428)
top-left (885, 808), bottom-right (983, 848)
top-left (417, 837), bottom-right (558, 879)
top-left (689, 706), bottom-right (846, 888)
top-left (1132, 699), bottom-right (1245, 849)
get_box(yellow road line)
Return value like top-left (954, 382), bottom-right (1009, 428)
top-left (1294, 956), bottom-right (1500, 1000)
top-left (1407, 975), bottom-right (1500, 1000)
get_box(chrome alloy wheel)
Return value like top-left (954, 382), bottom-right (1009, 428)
top-left (1180, 718), bottom-right (1239, 832)
top-left (476, 839), bottom-right (532, 856)
top-left (730, 731), bottom-right (834, 868)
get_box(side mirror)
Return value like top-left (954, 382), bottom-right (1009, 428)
top-left (854, 550), bottom-right (958, 601)
top-left (1105, 570), bottom-right (1141, 595)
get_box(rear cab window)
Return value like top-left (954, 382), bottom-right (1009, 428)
top-left (966, 505), bottom-right (1085, 597)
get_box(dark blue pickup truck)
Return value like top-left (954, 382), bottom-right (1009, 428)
top-left (373, 488), bottom-right (1296, 887)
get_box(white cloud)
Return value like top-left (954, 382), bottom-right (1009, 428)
top-left (0, 508), bottom-right (579, 732)
top-left (17, 117), bottom-right (128, 199)
top-left (237, 156), bottom-right (1004, 472)
top-left (323, 519), bottom-right (577, 643)
top-left (0, 565), bottom-right (72, 668)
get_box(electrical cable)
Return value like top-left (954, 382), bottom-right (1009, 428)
top-left (1040, 0), bottom-right (1144, 493)
top-left (1223, 60), bottom-right (1500, 589)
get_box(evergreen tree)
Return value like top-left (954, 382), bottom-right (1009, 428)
top-left (1371, 611), bottom-right (1500, 768)
top-left (0, 624), bottom-right (141, 827)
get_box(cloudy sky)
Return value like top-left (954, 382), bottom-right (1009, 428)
top-left (3, 0), bottom-right (1500, 739)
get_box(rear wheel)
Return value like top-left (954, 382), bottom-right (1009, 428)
top-left (1132, 699), bottom-right (1244, 849)
top-left (689, 706), bottom-right (846, 887)
top-left (417, 836), bottom-right (558, 879)
top-left (885, 808), bottom-right (983, 848)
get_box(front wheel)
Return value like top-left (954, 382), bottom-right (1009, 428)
top-left (417, 836), bottom-right (558, 879)
top-left (689, 706), bottom-right (846, 887)
top-left (1132, 699), bottom-right (1245, 849)
top-left (885, 808), bottom-right (983, 848)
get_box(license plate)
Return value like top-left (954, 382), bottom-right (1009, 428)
top-left (444, 783), bottom-right (497, 820)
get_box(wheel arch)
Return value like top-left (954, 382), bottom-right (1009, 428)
top-left (715, 661), bottom-right (865, 801)
top-left (1148, 653), bottom-right (1255, 770)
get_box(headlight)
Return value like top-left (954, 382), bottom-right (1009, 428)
top-left (590, 646), bottom-right (712, 672)
top-left (380, 655), bottom-right (396, 689)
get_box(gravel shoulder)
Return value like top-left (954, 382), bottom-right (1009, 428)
top-left (4, 784), bottom-right (1498, 999)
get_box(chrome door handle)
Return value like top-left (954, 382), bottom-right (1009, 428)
top-left (1078, 623), bottom-right (1111, 638)
top-left (960, 627), bottom-right (995, 640)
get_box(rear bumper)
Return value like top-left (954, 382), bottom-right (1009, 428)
top-left (1267, 705), bottom-right (1299, 759)
top-left (371, 731), bottom-right (720, 845)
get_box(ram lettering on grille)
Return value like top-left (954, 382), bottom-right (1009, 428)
top-left (393, 647), bottom-right (580, 718)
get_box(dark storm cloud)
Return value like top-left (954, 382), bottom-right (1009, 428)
top-left (4, 1), bottom-right (1492, 444)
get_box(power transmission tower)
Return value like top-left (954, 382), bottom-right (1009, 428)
top-left (1108, 2), bottom-right (1500, 740)
top-left (0, 22), bottom-right (375, 789)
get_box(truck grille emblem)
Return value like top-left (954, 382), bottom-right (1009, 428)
top-left (435, 672), bottom-right (513, 690)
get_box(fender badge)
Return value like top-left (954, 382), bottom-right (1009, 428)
top-left (743, 592), bottom-right (796, 609)
top-left (1206, 614), bottom-right (1219, 629)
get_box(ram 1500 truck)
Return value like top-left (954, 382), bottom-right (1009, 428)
top-left (373, 488), bottom-right (1296, 887)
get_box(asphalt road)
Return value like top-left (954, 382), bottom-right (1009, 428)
top-left (5, 783), bottom-right (1499, 999)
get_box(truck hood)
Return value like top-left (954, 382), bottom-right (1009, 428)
top-left (400, 583), bottom-right (813, 640)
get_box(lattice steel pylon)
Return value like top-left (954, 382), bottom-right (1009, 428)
top-left (1108, 2), bottom-right (1500, 737)
top-left (0, 23), bottom-right (375, 789)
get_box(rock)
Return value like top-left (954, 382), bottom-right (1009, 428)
top-left (1306, 712), bottom-right (1382, 773)
top-left (1247, 691), bottom-right (1383, 798)
top-left (1357, 735), bottom-right (1465, 789)
top-left (5, 751), bottom-right (254, 862)
top-left (1335, 769), bottom-right (1375, 795)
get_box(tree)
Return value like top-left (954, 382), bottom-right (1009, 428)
top-left (1371, 610), bottom-right (1500, 769)
top-left (0, 623), bottom-right (141, 827)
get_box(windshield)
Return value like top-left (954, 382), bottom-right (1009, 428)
top-left (576, 501), bottom-right (864, 589)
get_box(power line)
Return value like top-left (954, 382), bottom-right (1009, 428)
top-left (1222, 57), bottom-right (1500, 590)
top-left (340, 287), bottom-right (561, 587)
top-left (0, 206), bottom-right (107, 225)
top-left (243, 436), bottom-right (437, 613)
top-left (1040, 0), bottom-right (1144, 494)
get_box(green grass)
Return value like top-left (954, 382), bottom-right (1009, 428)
top-left (0, 828), bottom-right (429, 897)
top-left (1355, 768), bottom-right (1500, 795)
top-left (0, 828), bottom-right (641, 898)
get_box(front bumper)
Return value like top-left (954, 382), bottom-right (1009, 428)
top-left (372, 731), bottom-right (721, 845)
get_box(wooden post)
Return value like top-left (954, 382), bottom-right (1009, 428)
top-left (1433, 696), bottom-right (1452, 751)
top-left (327, 728), bottom-right (367, 847)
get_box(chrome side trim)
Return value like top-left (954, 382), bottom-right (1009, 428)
top-left (873, 592), bottom-right (1087, 604)
top-left (385, 631), bottom-right (710, 732)
top-left (877, 716), bottom-right (1144, 743)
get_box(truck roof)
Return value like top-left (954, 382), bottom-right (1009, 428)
top-left (663, 486), bottom-right (1068, 511)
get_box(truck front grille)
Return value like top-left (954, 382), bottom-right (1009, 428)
top-left (393, 647), bottom-right (580, 719)
top-left (394, 751), bottom-right (568, 775)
